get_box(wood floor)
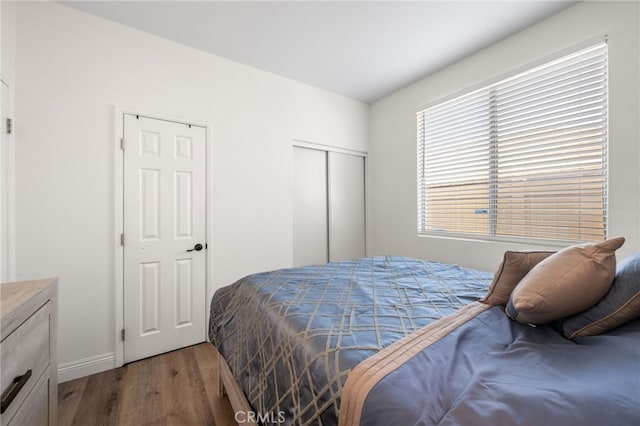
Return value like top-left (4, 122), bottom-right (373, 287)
top-left (58, 343), bottom-right (237, 426)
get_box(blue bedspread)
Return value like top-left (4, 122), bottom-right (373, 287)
top-left (209, 257), bottom-right (492, 425)
top-left (357, 306), bottom-right (640, 425)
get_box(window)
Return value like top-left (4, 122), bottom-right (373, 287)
top-left (417, 41), bottom-right (608, 243)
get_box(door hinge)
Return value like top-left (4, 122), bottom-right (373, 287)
top-left (121, 329), bottom-right (125, 341)
top-left (120, 233), bottom-right (124, 246)
top-left (6, 118), bottom-right (12, 134)
top-left (120, 138), bottom-right (125, 150)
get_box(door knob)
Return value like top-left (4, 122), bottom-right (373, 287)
top-left (187, 243), bottom-right (203, 252)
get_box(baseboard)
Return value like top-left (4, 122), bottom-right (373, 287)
top-left (58, 352), bottom-right (116, 383)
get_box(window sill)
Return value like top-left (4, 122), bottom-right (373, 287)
top-left (417, 231), bottom-right (594, 249)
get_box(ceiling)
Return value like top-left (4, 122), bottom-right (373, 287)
top-left (61, 1), bottom-right (576, 103)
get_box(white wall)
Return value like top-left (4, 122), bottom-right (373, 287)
top-left (369, 1), bottom-right (640, 271)
top-left (14, 1), bottom-right (368, 379)
top-left (1, 0), bottom-right (16, 87)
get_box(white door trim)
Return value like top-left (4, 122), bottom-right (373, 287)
top-left (1, 79), bottom-right (16, 283)
top-left (292, 138), bottom-right (367, 158)
top-left (113, 106), bottom-right (213, 367)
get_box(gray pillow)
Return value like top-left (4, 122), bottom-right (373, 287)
top-left (561, 251), bottom-right (640, 339)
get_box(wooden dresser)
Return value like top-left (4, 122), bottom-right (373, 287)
top-left (0, 278), bottom-right (57, 426)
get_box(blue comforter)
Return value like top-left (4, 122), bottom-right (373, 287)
top-left (356, 305), bottom-right (640, 425)
top-left (209, 257), bottom-right (492, 425)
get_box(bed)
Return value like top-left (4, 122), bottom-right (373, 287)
top-left (208, 255), bottom-right (640, 425)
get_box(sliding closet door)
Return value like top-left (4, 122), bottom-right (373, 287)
top-left (293, 146), bottom-right (328, 267)
top-left (328, 152), bottom-right (365, 262)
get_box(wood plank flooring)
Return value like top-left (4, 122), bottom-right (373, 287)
top-left (58, 343), bottom-right (236, 426)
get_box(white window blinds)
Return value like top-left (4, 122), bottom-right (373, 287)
top-left (418, 42), bottom-right (608, 242)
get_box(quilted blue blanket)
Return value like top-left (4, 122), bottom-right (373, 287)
top-left (209, 256), bottom-right (491, 425)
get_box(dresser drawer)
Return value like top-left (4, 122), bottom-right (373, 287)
top-left (6, 373), bottom-right (49, 426)
top-left (0, 302), bottom-right (51, 425)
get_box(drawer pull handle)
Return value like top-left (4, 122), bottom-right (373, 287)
top-left (0, 369), bottom-right (32, 414)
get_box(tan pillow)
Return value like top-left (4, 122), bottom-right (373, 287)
top-left (505, 237), bottom-right (625, 325)
top-left (481, 251), bottom-right (554, 306)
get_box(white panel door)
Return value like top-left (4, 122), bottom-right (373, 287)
top-left (292, 146), bottom-right (328, 267)
top-left (123, 114), bottom-right (206, 363)
top-left (328, 152), bottom-right (365, 262)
